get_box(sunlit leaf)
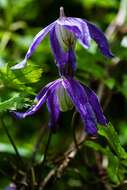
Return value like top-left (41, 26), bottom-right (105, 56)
top-left (0, 143), bottom-right (30, 156)
top-left (98, 123), bottom-right (127, 159)
top-left (0, 93), bottom-right (24, 111)
top-left (104, 78), bottom-right (116, 89)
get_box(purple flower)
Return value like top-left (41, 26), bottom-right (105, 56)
top-left (12, 77), bottom-right (107, 135)
top-left (11, 7), bottom-right (113, 76)
top-left (5, 184), bottom-right (16, 190)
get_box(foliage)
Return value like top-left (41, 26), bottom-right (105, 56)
top-left (0, 0), bottom-right (127, 189)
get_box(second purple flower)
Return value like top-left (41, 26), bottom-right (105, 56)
top-left (12, 77), bottom-right (107, 135)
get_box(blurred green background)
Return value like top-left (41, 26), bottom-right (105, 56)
top-left (1, 0), bottom-right (127, 189)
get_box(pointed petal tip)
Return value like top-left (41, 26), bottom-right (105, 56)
top-left (86, 128), bottom-right (98, 136)
top-left (48, 122), bottom-right (59, 133)
top-left (96, 111), bottom-right (108, 126)
top-left (87, 131), bottom-right (97, 137)
top-left (101, 119), bottom-right (108, 126)
top-left (85, 119), bottom-right (98, 135)
top-left (107, 52), bottom-right (115, 59)
top-left (11, 59), bottom-right (26, 70)
top-left (85, 20), bottom-right (115, 58)
top-left (102, 49), bottom-right (114, 59)
top-left (10, 111), bottom-right (25, 119)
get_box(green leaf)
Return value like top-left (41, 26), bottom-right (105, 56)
top-left (84, 139), bottom-right (125, 185)
top-left (84, 140), bottom-right (125, 185)
top-left (0, 93), bottom-right (24, 111)
top-left (104, 78), bottom-right (116, 89)
top-left (120, 75), bottom-right (127, 98)
top-left (0, 63), bottom-right (43, 95)
top-left (7, 63), bottom-right (43, 84)
top-left (98, 123), bottom-right (127, 159)
top-left (0, 142), bottom-right (30, 156)
top-left (0, 62), bottom-right (43, 85)
top-left (106, 148), bottom-right (120, 184)
top-left (84, 140), bottom-right (106, 154)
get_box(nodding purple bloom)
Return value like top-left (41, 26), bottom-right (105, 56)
top-left (12, 77), bottom-right (107, 135)
top-left (11, 7), bottom-right (114, 76)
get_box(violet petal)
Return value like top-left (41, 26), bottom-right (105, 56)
top-left (63, 78), bottom-right (97, 135)
top-left (50, 26), bottom-right (76, 76)
top-left (12, 21), bottom-right (56, 70)
top-left (57, 17), bottom-right (90, 48)
top-left (47, 87), bottom-right (60, 130)
top-left (83, 85), bottom-right (108, 125)
top-left (85, 20), bottom-right (114, 58)
top-left (12, 79), bottom-right (61, 119)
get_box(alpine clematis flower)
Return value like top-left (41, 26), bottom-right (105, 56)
top-left (12, 77), bottom-right (107, 135)
top-left (11, 7), bottom-right (113, 75)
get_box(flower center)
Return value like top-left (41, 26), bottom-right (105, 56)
top-left (57, 84), bottom-right (73, 112)
top-left (55, 26), bottom-right (76, 53)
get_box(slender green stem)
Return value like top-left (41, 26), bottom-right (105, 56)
top-left (71, 111), bottom-right (86, 166)
top-left (1, 117), bottom-right (24, 166)
top-left (41, 129), bottom-right (52, 166)
top-left (31, 126), bottom-right (46, 163)
top-left (30, 167), bottom-right (37, 190)
top-left (71, 111), bottom-right (79, 151)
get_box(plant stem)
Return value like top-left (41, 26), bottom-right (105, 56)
top-left (71, 111), bottom-right (79, 151)
top-left (1, 117), bottom-right (24, 167)
top-left (31, 125), bottom-right (46, 163)
top-left (41, 129), bottom-right (52, 166)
